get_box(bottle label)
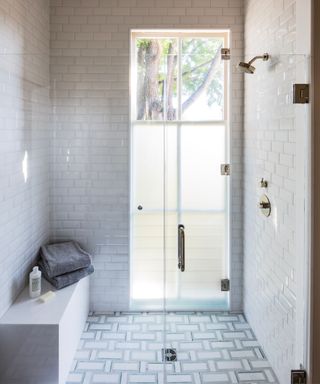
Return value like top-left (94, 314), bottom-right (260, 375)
top-left (32, 277), bottom-right (41, 292)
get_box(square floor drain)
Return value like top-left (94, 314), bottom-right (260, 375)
top-left (162, 348), bottom-right (177, 362)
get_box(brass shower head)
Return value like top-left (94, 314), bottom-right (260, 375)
top-left (238, 53), bottom-right (269, 74)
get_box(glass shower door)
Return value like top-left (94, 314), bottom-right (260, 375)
top-left (130, 31), bottom-right (230, 312)
top-left (130, 29), bottom-right (230, 381)
top-left (131, 125), bottom-right (229, 311)
top-left (164, 122), bottom-right (229, 311)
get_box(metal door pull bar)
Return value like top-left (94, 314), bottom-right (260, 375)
top-left (178, 224), bottom-right (185, 272)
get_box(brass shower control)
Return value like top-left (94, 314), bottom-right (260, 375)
top-left (259, 194), bottom-right (271, 217)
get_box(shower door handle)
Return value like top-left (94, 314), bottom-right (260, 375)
top-left (178, 224), bottom-right (185, 272)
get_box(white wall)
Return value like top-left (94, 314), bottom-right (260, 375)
top-left (243, 0), bottom-right (310, 382)
top-left (49, 0), bottom-right (244, 312)
top-left (0, 0), bottom-right (51, 317)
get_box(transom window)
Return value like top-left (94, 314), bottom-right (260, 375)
top-left (131, 30), bottom-right (229, 122)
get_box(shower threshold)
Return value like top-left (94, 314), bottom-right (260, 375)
top-left (130, 298), bottom-right (229, 312)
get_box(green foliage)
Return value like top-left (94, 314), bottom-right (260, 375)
top-left (181, 38), bottom-right (223, 106)
top-left (136, 37), bottom-right (223, 120)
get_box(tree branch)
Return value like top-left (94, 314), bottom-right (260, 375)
top-left (145, 40), bottom-right (162, 120)
top-left (181, 58), bottom-right (212, 77)
top-left (182, 44), bottom-right (222, 112)
top-left (165, 41), bottom-right (177, 120)
top-left (137, 44), bottom-right (147, 120)
top-left (158, 58), bottom-right (212, 86)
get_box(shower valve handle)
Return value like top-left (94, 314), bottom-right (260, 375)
top-left (259, 201), bottom-right (270, 209)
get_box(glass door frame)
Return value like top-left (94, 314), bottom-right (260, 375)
top-left (129, 29), bottom-right (231, 311)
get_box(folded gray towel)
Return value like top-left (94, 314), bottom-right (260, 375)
top-left (39, 259), bottom-right (94, 290)
top-left (40, 241), bottom-right (92, 278)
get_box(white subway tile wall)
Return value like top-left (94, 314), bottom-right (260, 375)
top-left (0, 2), bottom-right (309, 382)
top-left (49, 0), bottom-right (244, 312)
top-left (243, 0), bottom-right (303, 382)
top-left (0, 0), bottom-right (50, 317)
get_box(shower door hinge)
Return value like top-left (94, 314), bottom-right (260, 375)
top-left (293, 84), bottom-right (309, 104)
top-left (291, 370), bottom-right (307, 384)
top-left (221, 164), bottom-right (230, 176)
top-left (221, 48), bottom-right (230, 60)
top-left (221, 279), bottom-right (230, 291)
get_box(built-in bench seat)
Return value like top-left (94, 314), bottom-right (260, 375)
top-left (0, 276), bottom-right (89, 384)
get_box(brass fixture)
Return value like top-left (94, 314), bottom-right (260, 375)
top-left (293, 84), bottom-right (309, 104)
top-left (260, 178), bottom-right (268, 188)
top-left (238, 53), bottom-right (269, 74)
top-left (259, 194), bottom-right (271, 217)
top-left (220, 164), bottom-right (230, 176)
top-left (221, 48), bottom-right (230, 60)
top-left (178, 224), bottom-right (185, 272)
top-left (221, 279), bottom-right (230, 292)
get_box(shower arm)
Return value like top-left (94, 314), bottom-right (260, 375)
top-left (248, 53), bottom-right (269, 65)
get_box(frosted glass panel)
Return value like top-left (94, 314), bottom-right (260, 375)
top-left (164, 124), bottom-right (228, 310)
top-left (132, 124), bottom-right (164, 209)
top-left (131, 213), bottom-right (164, 300)
top-left (180, 124), bottom-right (225, 210)
top-left (131, 125), bottom-right (178, 304)
top-left (164, 212), bottom-right (179, 300)
top-left (179, 212), bottom-right (226, 301)
top-left (131, 122), bottom-right (228, 310)
top-left (131, 124), bottom-right (165, 306)
top-left (164, 212), bottom-right (227, 303)
top-left (165, 125), bottom-right (178, 211)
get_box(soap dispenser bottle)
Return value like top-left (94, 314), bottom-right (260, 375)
top-left (29, 266), bottom-right (41, 298)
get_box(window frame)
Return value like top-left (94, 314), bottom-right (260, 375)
top-left (130, 29), bottom-right (230, 123)
top-left (129, 30), bottom-right (231, 310)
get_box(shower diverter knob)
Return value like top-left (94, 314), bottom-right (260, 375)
top-left (258, 195), bottom-right (271, 217)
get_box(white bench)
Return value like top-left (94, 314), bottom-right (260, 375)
top-left (0, 276), bottom-right (90, 384)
